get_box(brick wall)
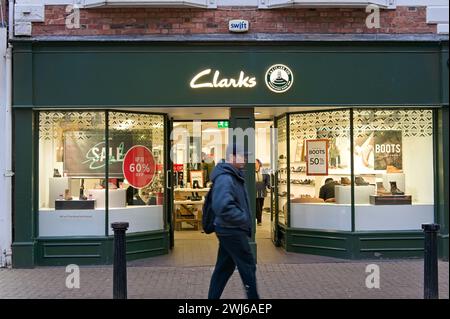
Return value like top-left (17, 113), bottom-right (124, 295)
top-left (32, 6), bottom-right (436, 36)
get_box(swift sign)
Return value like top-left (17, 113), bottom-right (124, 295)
top-left (229, 20), bottom-right (249, 33)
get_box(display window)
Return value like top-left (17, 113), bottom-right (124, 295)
top-left (353, 109), bottom-right (434, 231)
top-left (38, 111), bottom-right (165, 237)
top-left (280, 108), bottom-right (435, 232)
top-left (38, 111), bottom-right (107, 237)
top-left (287, 110), bottom-right (352, 231)
top-left (107, 112), bottom-right (165, 235)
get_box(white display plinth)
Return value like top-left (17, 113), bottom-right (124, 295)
top-left (108, 205), bottom-right (164, 235)
top-left (355, 203), bottom-right (434, 231)
top-left (48, 177), bottom-right (69, 208)
top-left (39, 209), bottom-right (105, 237)
top-left (88, 189), bottom-right (126, 208)
top-left (335, 185), bottom-right (376, 204)
top-left (290, 202), bottom-right (434, 232)
top-left (290, 203), bottom-right (351, 231)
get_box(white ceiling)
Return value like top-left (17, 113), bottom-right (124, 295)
top-left (122, 106), bottom-right (343, 120)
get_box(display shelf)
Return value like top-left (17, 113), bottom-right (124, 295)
top-left (174, 187), bottom-right (210, 193)
top-left (290, 184), bottom-right (315, 187)
top-left (174, 200), bottom-right (205, 205)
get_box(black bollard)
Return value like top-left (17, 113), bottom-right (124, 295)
top-left (422, 223), bottom-right (440, 299)
top-left (112, 222), bottom-right (129, 299)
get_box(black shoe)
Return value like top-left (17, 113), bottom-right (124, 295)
top-left (390, 181), bottom-right (404, 195)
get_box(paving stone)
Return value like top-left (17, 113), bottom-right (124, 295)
top-left (0, 260), bottom-right (448, 299)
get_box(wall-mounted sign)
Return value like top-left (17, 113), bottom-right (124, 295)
top-left (217, 121), bottom-right (229, 128)
top-left (189, 64), bottom-right (294, 93)
top-left (229, 19), bottom-right (249, 33)
top-left (374, 130), bottom-right (402, 170)
top-left (265, 64), bottom-right (294, 93)
top-left (64, 131), bottom-right (153, 177)
top-left (122, 145), bottom-right (156, 189)
top-left (306, 139), bottom-right (329, 176)
top-left (190, 69), bottom-right (256, 89)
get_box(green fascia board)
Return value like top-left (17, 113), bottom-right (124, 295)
top-left (12, 41), bottom-right (446, 108)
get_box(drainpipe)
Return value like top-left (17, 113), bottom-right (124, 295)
top-left (0, 0), bottom-right (14, 268)
top-left (8, 0), bottom-right (13, 41)
top-left (5, 14), bottom-right (13, 269)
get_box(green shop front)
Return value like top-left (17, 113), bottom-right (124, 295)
top-left (11, 38), bottom-right (449, 268)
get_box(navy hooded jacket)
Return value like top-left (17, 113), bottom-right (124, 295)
top-left (210, 162), bottom-right (252, 237)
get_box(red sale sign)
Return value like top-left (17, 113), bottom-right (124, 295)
top-left (122, 146), bottom-right (156, 189)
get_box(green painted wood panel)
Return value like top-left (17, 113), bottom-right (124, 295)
top-left (11, 108), bottom-right (35, 268)
top-left (12, 42), bottom-right (445, 108)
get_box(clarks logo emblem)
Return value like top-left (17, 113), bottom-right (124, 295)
top-left (265, 64), bottom-right (294, 93)
top-left (190, 69), bottom-right (257, 89)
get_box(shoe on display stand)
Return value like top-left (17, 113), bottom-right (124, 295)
top-left (355, 176), bottom-right (369, 186)
top-left (53, 169), bottom-right (61, 177)
top-left (340, 177), bottom-right (351, 185)
top-left (390, 181), bottom-right (405, 195)
top-left (376, 182), bottom-right (391, 195)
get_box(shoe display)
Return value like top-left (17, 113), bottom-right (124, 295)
top-left (386, 165), bottom-right (403, 173)
top-left (64, 189), bottom-right (73, 200)
top-left (291, 166), bottom-right (306, 173)
top-left (355, 176), bottom-right (369, 186)
top-left (291, 179), bottom-right (314, 185)
top-left (390, 181), bottom-right (405, 195)
top-left (53, 169), bottom-right (61, 177)
top-left (340, 177), bottom-right (351, 185)
top-left (376, 182), bottom-right (391, 195)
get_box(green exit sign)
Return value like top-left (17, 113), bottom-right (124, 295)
top-left (217, 121), bottom-right (229, 129)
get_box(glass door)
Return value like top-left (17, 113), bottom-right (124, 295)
top-left (166, 117), bottom-right (174, 249)
top-left (270, 122), bottom-right (280, 246)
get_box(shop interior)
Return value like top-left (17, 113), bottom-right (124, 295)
top-left (171, 120), bottom-right (273, 239)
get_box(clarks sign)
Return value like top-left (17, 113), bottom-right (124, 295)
top-left (190, 69), bottom-right (256, 89)
top-left (189, 64), bottom-right (294, 93)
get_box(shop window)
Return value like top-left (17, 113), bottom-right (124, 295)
top-left (288, 110), bottom-right (352, 231)
top-left (38, 111), bottom-right (107, 237)
top-left (107, 112), bottom-right (165, 235)
top-left (353, 109), bottom-right (434, 231)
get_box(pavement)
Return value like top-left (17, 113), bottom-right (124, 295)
top-left (0, 216), bottom-right (448, 299)
top-left (0, 258), bottom-right (448, 299)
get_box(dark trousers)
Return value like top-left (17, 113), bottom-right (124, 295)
top-left (256, 197), bottom-right (264, 224)
top-left (208, 232), bottom-right (259, 299)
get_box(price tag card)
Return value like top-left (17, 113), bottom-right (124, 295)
top-left (306, 139), bottom-right (329, 176)
top-left (122, 145), bottom-right (156, 189)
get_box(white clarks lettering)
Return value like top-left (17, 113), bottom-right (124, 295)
top-left (190, 69), bottom-right (257, 89)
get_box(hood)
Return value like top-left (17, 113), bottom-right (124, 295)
top-left (210, 162), bottom-right (245, 183)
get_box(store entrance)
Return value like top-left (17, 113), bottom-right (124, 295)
top-left (170, 120), bottom-right (227, 247)
top-left (167, 117), bottom-right (274, 255)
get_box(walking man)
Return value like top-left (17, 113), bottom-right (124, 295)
top-left (207, 144), bottom-right (259, 299)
